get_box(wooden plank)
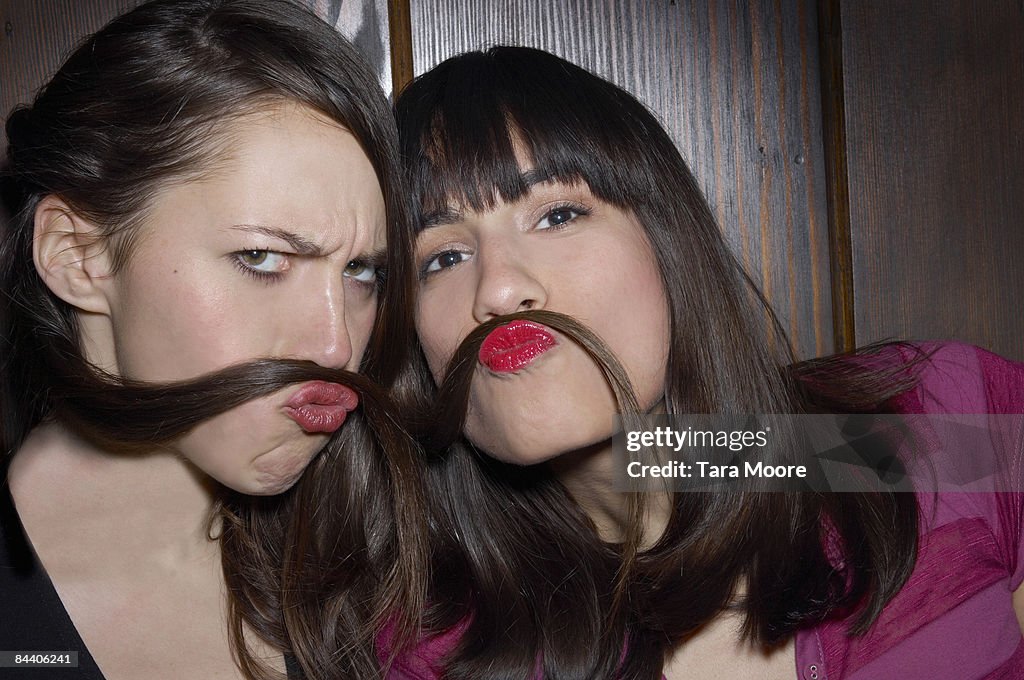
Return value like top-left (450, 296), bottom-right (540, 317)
top-left (409, 0), bottom-right (835, 359)
top-left (841, 1), bottom-right (1024, 360)
top-left (388, 0), bottom-right (413, 95)
top-left (816, 0), bottom-right (855, 353)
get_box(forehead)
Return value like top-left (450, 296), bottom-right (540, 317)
top-left (143, 102), bottom-right (386, 248)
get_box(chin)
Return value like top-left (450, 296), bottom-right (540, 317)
top-left (247, 476), bottom-right (305, 496)
top-left (227, 442), bottom-right (323, 496)
top-left (466, 418), bottom-right (613, 467)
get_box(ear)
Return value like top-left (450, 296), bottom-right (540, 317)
top-left (32, 195), bottom-right (116, 315)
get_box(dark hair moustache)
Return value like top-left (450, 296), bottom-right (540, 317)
top-left (427, 310), bottom-right (641, 452)
top-left (54, 354), bottom-right (387, 451)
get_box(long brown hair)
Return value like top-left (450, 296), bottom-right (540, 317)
top-left (2, 1), bottom-right (424, 677)
top-left (396, 46), bottom-right (921, 679)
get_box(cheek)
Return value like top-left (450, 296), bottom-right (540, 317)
top-left (625, 279), bottom-right (671, 406)
top-left (111, 266), bottom-right (244, 379)
top-left (574, 237), bottom-right (670, 406)
top-left (346, 297), bottom-right (378, 366)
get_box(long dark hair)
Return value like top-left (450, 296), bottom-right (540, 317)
top-left (2, 1), bottom-right (424, 678)
top-left (396, 46), bottom-right (921, 679)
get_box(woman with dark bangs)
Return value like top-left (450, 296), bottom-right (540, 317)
top-left (1, 1), bottom-right (427, 678)
top-left (389, 46), bottom-right (1024, 679)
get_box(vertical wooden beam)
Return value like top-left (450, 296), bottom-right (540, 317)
top-left (387, 0), bottom-right (414, 95)
top-left (816, 0), bottom-right (856, 353)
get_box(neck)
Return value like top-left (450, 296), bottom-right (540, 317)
top-left (549, 438), bottom-right (672, 547)
top-left (8, 419), bottom-right (221, 563)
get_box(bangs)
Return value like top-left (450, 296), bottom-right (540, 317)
top-left (397, 47), bottom-right (662, 228)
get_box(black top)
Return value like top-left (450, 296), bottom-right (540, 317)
top-left (0, 484), bottom-right (302, 679)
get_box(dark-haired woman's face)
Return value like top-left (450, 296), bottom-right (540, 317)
top-left (86, 103), bottom-right (385, 493)
top-left (414, 179), bottom-right (670, 464)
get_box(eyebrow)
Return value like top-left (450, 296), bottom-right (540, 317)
top-left (419, 168), bottom-right (557, 230)
top-left (360, 246), bottom-right (388, 268)
top-left (230, 224), bottom-right (388, 267)
top-left (228, 224), bottom-right (323, 256)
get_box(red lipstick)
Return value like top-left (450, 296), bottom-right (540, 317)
top-left (284, 381), bottom-right (359, 434)
top-left (479, 320), bottom-right (556, 373)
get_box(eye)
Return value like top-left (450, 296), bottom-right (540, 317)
top-left (536, 205), bottom-right (585, 231)
top-left (233, 250), bottom-right (289, 279)
top-left (422, 249), bottom-right (471, 275)
top-left (344, 259), bottom-right (377, 284)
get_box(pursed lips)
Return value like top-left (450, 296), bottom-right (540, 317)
top-left (478, 320), bottom-right (557, 373)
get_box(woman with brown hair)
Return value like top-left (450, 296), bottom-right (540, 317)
top-left (390, 46), bottom-right (1024, 679)
top-left (1, 1), bottom-right (425, 678)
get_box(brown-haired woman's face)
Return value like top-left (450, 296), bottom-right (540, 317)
top-left (80, 103), bottom-right (385, 493)
top-left (414, 178), bottom-right (670, 464)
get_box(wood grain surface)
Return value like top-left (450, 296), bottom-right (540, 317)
top-left (388, 0), bottom-right (414, 94)
top-left (816, 0), bottom-right (855, 353)
top-left (409, 0), bottom-right (835, 359)
top-left (841, 0), bottom-right (1024, 360)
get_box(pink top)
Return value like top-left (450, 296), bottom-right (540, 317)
top-left (384, 342), bottom-right (1024, 679)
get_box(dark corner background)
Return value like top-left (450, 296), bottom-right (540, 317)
top-left (3, 0), bottom-right (1022, 361)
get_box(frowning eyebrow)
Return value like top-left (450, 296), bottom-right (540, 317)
top-left (228, 224), bottom-right (322, 256)
top-left (360, 247), bottom-right (388, 269)
top-left (230, 223), bottom-right (387, 267)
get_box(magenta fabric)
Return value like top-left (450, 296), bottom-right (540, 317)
top-left (383, 342), bottom-right (1024, 679)
top-left (802, 342), bottom-right (1024, 680)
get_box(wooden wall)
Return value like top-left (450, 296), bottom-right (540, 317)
top-left (2, 0), bottom-right (1021, 361)
top-left (839, 0), bottom-right (1024, 360)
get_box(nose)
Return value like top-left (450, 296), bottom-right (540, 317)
top-left (296, 277), bottom-right (353, 370)
top-left (471, 242), bottom-right (547, 324)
